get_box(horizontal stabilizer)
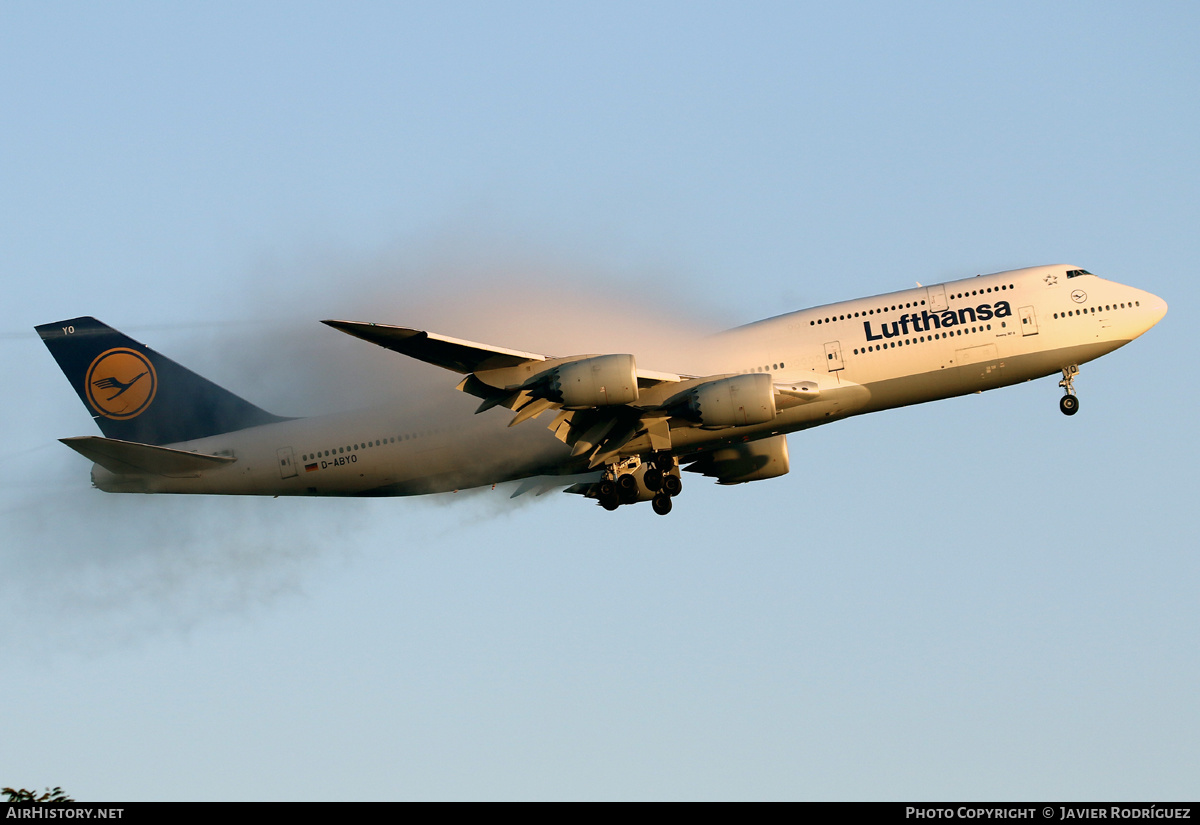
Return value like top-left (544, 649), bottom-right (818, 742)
top-left (60, 436), bottom-right (237, 478)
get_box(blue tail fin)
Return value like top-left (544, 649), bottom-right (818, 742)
top-left (37, 317), bottom-right (289, 445)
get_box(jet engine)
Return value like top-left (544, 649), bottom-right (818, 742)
top-left (685, 373), bottom-right (776, 427)
top-left (685, 434), bottom-right (790, 484)
top-left (529, 354), bottom-right (639, 408)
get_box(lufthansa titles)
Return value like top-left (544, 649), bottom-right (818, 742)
top-left (864, 301), bottom-right (1012, 342)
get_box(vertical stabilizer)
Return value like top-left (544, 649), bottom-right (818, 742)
top-left (37, 317), bottom-right (289, 445)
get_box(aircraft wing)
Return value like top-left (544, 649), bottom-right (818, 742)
top-left (324, 319), bottom-right (817, 469)
top-left (324, 319), bottom-right (684, 387)
top-left (322, 320), bottom-right (547, 374)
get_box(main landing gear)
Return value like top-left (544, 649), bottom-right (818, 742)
top-left (593, 453), bottom-right (682, 516)
top-left (1059, 365), bottom-right (1080, 416)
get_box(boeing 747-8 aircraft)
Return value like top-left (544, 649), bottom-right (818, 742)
top-left (38, 264), bottom-right (1166, 515)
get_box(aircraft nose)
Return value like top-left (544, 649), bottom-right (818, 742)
top-left (1145, 291), bottom-right (1168, 328)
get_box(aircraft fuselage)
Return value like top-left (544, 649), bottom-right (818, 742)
top-left (55, 264), bottom-right (1166, 504)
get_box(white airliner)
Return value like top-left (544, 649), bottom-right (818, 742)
top-left (38, 264), bottom-right (1166, 515)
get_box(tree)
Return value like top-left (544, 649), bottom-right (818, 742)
top-left (3, 787), bottom-right (75, 803)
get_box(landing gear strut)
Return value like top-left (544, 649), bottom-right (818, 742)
top-left (1058, 365), bottom-right (1080, 416)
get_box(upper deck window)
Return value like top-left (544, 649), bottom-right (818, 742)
top-left (1066, 269), bottom-right (1094, 279)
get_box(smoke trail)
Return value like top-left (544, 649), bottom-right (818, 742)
top-left (3, 236), bottom-right (726, 649)
top-left (195, 239), bottom-right (728, 414)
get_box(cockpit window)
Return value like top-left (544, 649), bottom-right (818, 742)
top-left (1066, 269), bottom-right (1094, 278)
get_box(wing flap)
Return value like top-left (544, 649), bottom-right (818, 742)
top-left (60, 436), bottom-right (237, 477)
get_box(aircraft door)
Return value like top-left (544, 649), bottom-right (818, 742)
top-left (276, 446), bottom-right (298, 479)
top-left (1019, 305), bottom-right (1039, 336)
top-left (824, 341), bottom-right (844, 372)
top-left (927, 284), bottom-right (948, 312)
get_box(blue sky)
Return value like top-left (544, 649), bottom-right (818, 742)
top-left (2, 1), bottom-right (1196, 800)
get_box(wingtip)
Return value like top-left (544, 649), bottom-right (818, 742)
top-left (321, 319), bottom-right (373, 335)
top-left (323, 319), bottom-right (385, 330)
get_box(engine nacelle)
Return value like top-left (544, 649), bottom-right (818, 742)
top-left (536, 354), bottom-right (639, 408)
top-left (688, 434), bottom-right (790, 485)
top-left (687, 373), bottom-right (776, 427)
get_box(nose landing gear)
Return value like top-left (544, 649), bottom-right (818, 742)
top-left (1058, 365), bottom-right (1080, 416)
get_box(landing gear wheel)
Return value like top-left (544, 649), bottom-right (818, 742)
top-left (643, 468), bottom-right (663, 492)
top-left (597, 479), bottom-right (620, 510)
top-left (661, 474), bottom-right (682, 497)
top-left (617, 473), bottom-right (639, 503)
top-left (1058, 365), bottom-right (1080, 416)
top-left (652, 494), bottom-right (673, 516)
